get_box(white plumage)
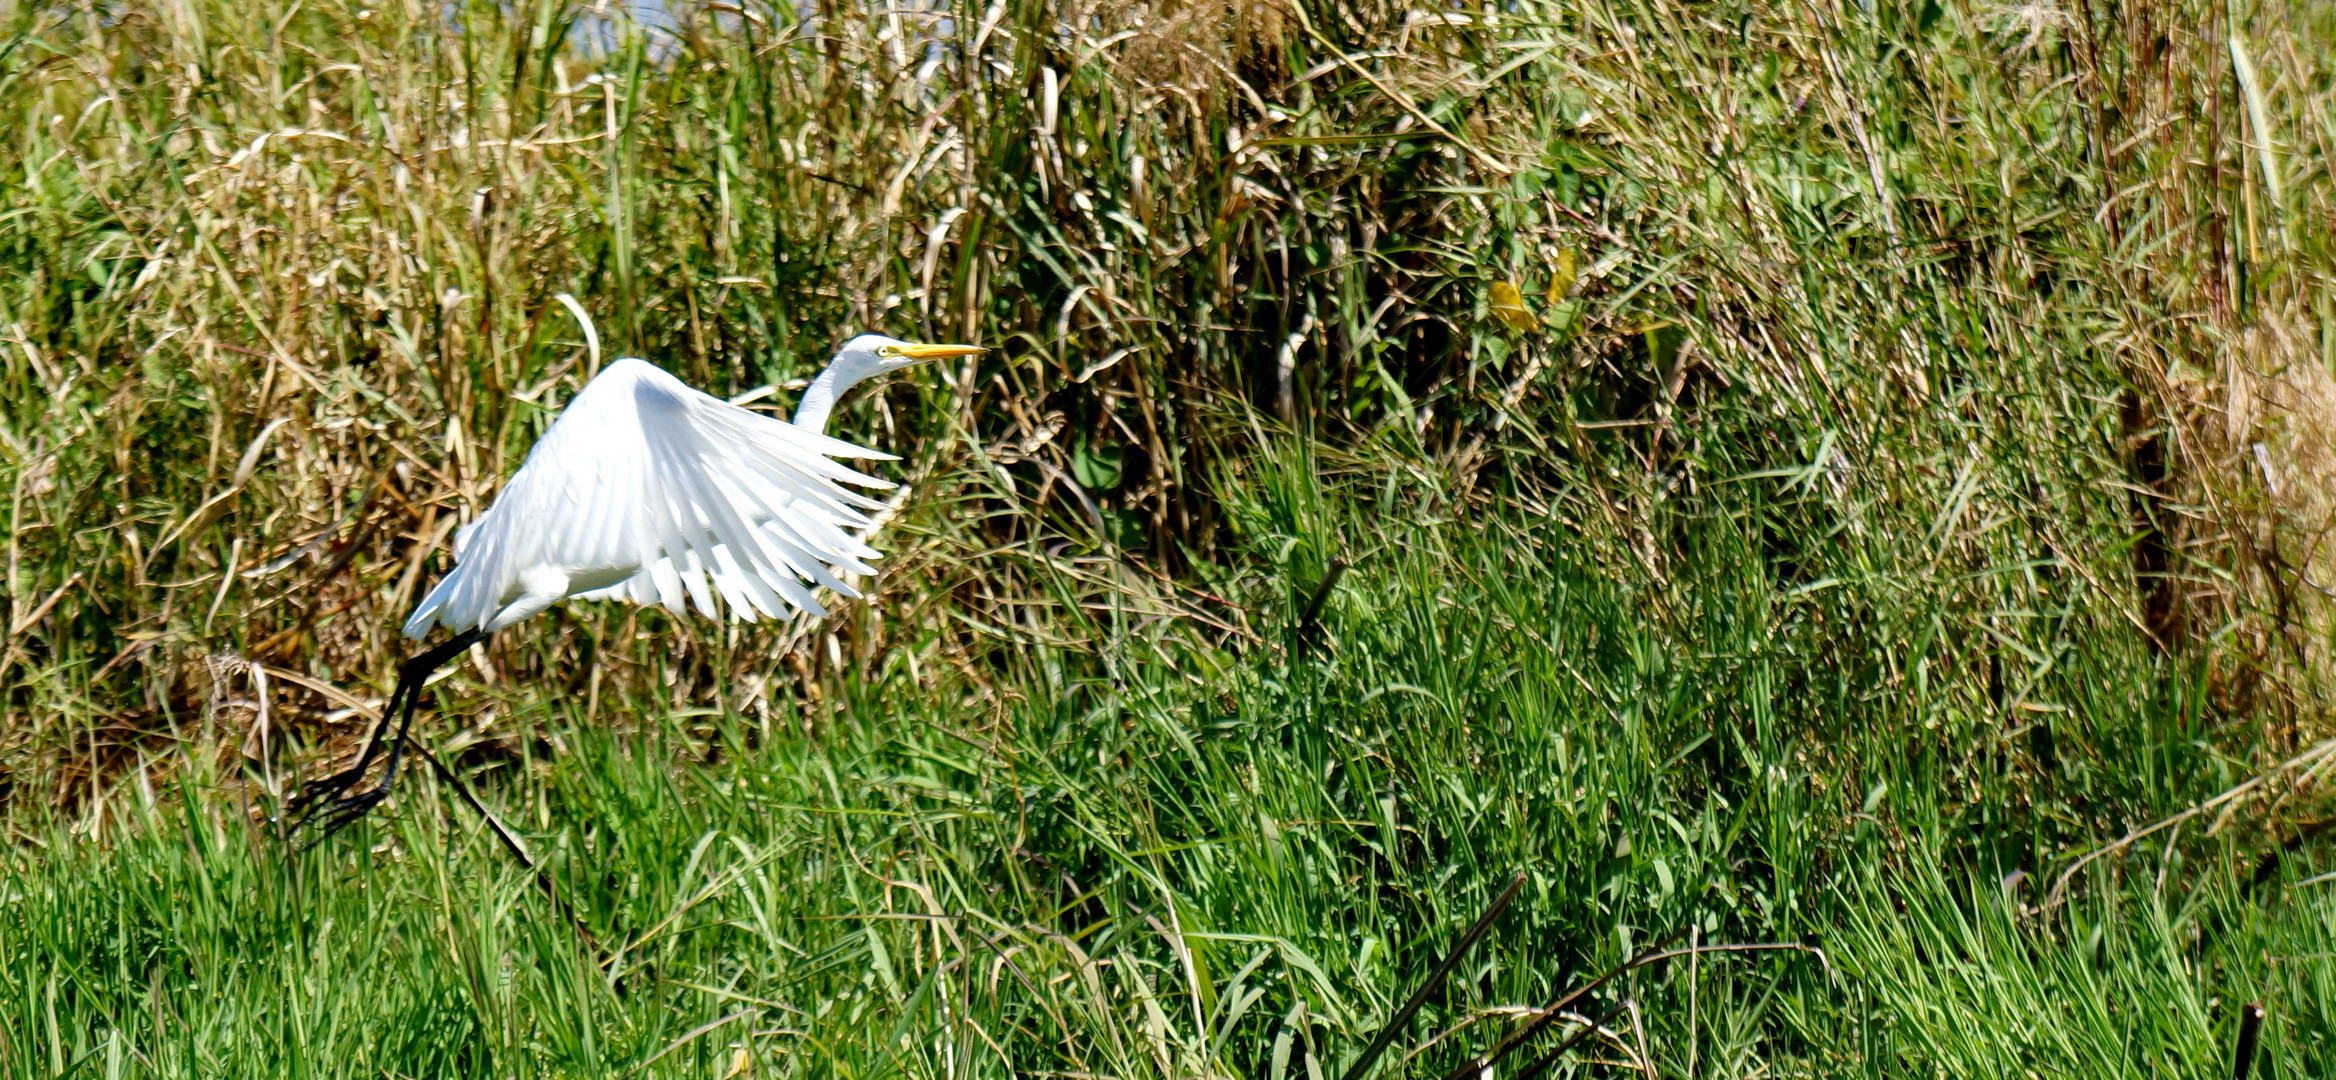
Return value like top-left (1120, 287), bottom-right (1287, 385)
top-left (290, 335), bottom-right (983, 840)
top-left (400, 335), bottom-right (982, 639)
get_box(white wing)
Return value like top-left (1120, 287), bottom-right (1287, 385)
top-left (402, 358), bottom-right (898, 638)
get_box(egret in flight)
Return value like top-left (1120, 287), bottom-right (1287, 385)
top-left (293, 334), bottom-right (984, 837)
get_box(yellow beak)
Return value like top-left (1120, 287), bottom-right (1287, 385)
top-left (893, 342), bottom-right (987, 361)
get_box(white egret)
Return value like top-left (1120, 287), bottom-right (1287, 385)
top-left (295, 334), bottom-right (984, 836)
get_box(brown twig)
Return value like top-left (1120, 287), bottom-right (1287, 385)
top-left (1293, 557), bottom-right (1349, 658)
top-left (2048, 736), bottom-right (2336, 909)
top-left (1434, 927), bottom-right (1692, 1080)
top-left (413, 740), bottom-right (603, 956)
top-left (1339, 871), bottom-right (1526, 1080)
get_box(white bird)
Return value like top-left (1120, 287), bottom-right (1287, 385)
top-left (296, 333), bottom-right (983, 837)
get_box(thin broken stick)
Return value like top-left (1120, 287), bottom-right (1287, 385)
top-left (2046, 735), bottom-right (2336, 909)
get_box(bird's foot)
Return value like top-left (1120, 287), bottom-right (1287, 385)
top-left (288, 757), bottom-right (393, 839)
top-left (288, 761), bottom-right (367, 819)
top-left (295, 785), bottom-right (394, 846)
top-left (286, 627), bottom-right (483, 846)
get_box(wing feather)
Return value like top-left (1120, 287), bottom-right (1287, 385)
top-left (645, 416), bottom-right (734, 619)
top-left (667, 434), bottom-right (796, 620)
top-left (402, 358), bottom-right (899, 637)
top-left (675, 402), bottom-right (854, 616)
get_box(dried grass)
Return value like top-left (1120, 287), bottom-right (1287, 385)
top-left (0, 0), bottom-right (2332, 840)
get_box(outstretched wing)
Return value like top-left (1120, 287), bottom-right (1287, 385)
top-left (403, 358), bottom-right (897, 637)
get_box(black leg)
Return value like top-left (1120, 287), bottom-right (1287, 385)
top-left (294, 648), bottom-right (428, 814)
top-left (292, 627), bottom-right (484, 842)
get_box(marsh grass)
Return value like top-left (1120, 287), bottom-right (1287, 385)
top-left (8, 485), bottom-right (2336, 1076)
top-left (4, 0), bottom-right (2336, 1074)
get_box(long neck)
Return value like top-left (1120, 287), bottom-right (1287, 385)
top-left (791, 364), bottom-right (859, 434)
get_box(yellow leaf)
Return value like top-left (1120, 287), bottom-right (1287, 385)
top-left (1489, 280), bottom-right (1538, 332)
top-left (1546, 248), bottom-right (1578, 305)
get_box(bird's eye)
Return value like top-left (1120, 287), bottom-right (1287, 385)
top-left (877, 345), bottom-right (900, 357)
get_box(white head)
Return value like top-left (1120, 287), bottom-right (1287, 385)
top-left (826, 334), bottom-right (955, 383)
top-left (793, 334), bottom-right (985, 434)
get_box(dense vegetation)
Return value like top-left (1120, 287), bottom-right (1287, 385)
top-left (2, 0), bottom-right (2335, 1074)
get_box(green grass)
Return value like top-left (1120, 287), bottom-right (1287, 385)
top-left (9, 486), bottom-right (2336, 1076)
top-left (5, 0), bottom-right (2336, 1075)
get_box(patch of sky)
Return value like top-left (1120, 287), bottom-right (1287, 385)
top-left (434, 0), bottom-right (978, 80)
